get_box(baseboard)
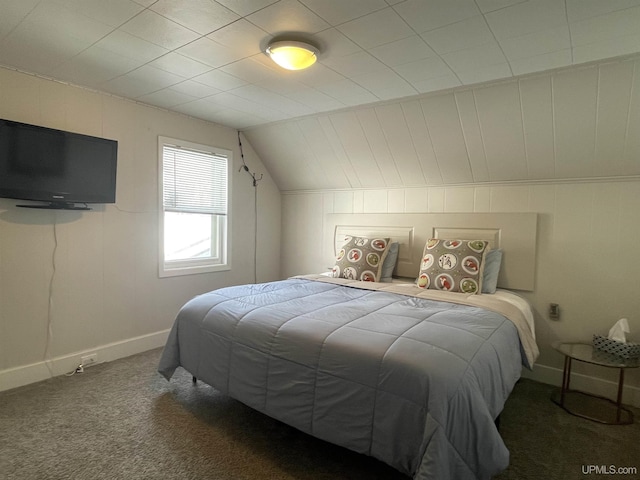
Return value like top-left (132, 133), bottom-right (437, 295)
top-left (0, 329), bottom-right (171, 393)
top-left (522, 363), bottom-right (640, 408)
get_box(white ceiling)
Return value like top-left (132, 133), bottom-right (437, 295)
top-left (1, 0), bottom-right (639, 130)
top-left (244, 56), bottom-right (640, 191)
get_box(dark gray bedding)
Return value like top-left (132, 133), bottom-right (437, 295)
top-left (159, 277), bottom-right (527, 480)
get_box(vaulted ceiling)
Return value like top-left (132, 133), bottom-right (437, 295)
top-left (244, 56), bottom-right (640, 191)
top-left (1, 0), bottom-right (639, 191)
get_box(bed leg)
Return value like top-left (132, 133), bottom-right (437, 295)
top-left (192, 376), bottom-right (197, 384)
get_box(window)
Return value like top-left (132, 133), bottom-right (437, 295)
top-left (158, 137), bottom-right (231, 277)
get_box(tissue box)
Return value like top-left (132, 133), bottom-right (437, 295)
top-left (592, 335), bottom-right (640, 359)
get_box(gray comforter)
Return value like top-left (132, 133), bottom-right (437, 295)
top-left (159, 277), bottom-right (526, 480)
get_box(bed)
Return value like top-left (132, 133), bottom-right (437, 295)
top-left (158, 213), bottom-right (539, 480)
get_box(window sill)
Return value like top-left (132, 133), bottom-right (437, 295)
top-left (159, 263), bottom-right (231, 278)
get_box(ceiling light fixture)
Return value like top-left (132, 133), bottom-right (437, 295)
top-left (266, 40), bottom-right (319, 71)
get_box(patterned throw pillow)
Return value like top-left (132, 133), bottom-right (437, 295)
top-left (416, 239), bottom-right (489, 294)
top-left (332, 236), bottom-right (391, 282)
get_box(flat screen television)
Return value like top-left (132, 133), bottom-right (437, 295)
top-left (0, 118), bottom-right (118, 210)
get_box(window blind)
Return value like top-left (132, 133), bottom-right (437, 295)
top-left (162, 144), bottom-right (227, 215)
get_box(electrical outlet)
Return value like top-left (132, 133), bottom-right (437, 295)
top-left (549, 303), bottom-right (560, 319)
top-left (81, 353), bottom-right (97, 367)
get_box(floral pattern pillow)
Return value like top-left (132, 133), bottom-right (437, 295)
top-left (332, 236), bottom-right (391, 282)
top-left (416, 239), bottom-right (489, 294)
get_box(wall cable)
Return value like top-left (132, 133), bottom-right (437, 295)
top-left (237, 131), bottom-right (262, 284)
top-left (43, 213), bottom-right (58, 378)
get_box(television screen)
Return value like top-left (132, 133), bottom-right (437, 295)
top-left (0, 119), bottom-right (117, 208)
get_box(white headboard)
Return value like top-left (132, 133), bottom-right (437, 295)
top-left (324, 212), bottom-right (537, 291)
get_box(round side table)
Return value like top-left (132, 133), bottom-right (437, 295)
top-left (551, 342), bottom-right (639, 425)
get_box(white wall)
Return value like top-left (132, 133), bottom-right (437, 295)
top-left (281, 181), bottom-right (640, 406)
top-left (0, 67), bottom-right (281, 390)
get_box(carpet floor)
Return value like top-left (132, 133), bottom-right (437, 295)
top-left (1, 348), bottom-right (638, 480)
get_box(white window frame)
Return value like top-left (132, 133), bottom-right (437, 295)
top-left (158, 136), bottom-right (232, 278)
